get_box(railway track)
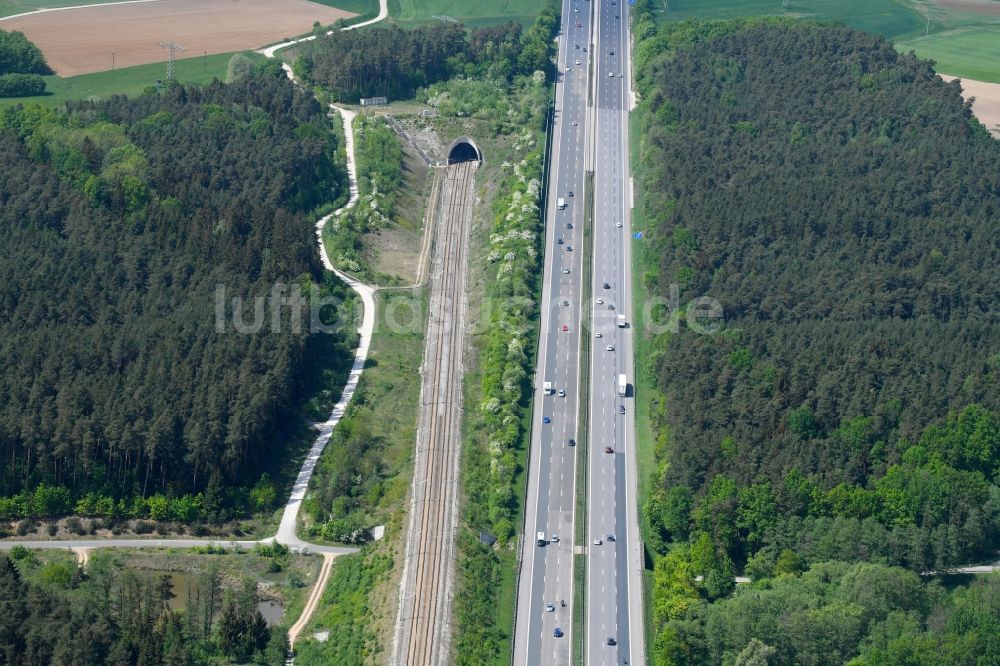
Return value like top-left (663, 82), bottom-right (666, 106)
top-left (393, 160), bottom-right (477, 665)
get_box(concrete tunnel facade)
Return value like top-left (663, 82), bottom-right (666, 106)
top-left (446, 136), bottom-right (483, 165)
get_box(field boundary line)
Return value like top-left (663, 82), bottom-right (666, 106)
top-left (0, 0), bottom-right (159, 22)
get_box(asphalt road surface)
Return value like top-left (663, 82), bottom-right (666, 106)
top-left (587, 0), bottom-right (645, 663)
top-left (513, 0), bottom-right (593, 662)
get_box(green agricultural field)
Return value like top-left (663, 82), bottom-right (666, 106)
top-left (898, 26), bottom-right (1000, 82)
top-left (652, 0), bottom-right (926, 39)
top-left (308, 0), bottom-right (379, 16)
top-left (389, 0), bottom-right (541, 26)
top-left (0, 50), bottom-right (264, 107)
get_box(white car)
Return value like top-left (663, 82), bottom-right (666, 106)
top-left (606, 344), bottom-right (615, 352)
top-left (595, 332), bottom-right (603, 338)
top-left (593, 538), bottom-right (602, 546)
top-left (616, 221), bottom-right (623, 227)
top-left (562, 267), bottom-right (570, 274)
top-left (575, 59), bottom-right (581, 65)
top-left (546, 603), bottom-right (555, 612)
top-left (557, 389), bottom-right (566, 397)
top-left (596, 298), bottom-right (604, 304)
top-left (608, 72), bottom-right (613, 78)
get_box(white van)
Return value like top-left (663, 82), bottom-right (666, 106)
top-left (557, 197), bottom-right (566, 209)
top-left (537, 531), bottom-right (546, 546)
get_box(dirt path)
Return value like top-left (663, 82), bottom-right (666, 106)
top-left (287, 552), bottom-right (340, 647)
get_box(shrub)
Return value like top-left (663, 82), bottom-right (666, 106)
top-left (0, 72), bottom-right (45, 97)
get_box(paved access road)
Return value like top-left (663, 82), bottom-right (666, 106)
top-left (587, 0), bottom-right (645, 663)
top-left (513, 0), bottom-right (593, 662)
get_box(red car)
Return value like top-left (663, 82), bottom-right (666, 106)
top-left (576, 22), bottom-right (582, 27)
top-left (561, 324), bottom-right (569, 332)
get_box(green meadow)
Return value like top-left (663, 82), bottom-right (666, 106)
top-left (388, 0), bottom-right (541, 26)
top-left (899, 25), bottom-right (1000, 83)
top-left (0, 51), bottom-right (264, 108)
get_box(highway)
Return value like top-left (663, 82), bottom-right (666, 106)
top-left (513, 0), bottom-right (593, 662)
top-left (514, 0), bottom-right (644, 663)
top-left (586, 0), bottom-right (645, 663)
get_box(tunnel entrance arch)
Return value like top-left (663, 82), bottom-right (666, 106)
top-left (447, 136), bottom-right (483, 165)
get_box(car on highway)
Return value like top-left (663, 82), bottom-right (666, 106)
top-left (607, 637), bottom-right (617, 646)
top-left (608, 72), bottom-right (613, 77)
top-left (610, 50), bottom-right (615, 55)
top-left (593, 537), bottom-right (602, 545)
top-left (575, 59), bottom-right (581, 65)
top-left (551, 533), bottom-right (559, 542)
top-left (616, 221), bottom-right (623, 227)
top-left (561, 324), bottom-right (569, 332)
top-left (571, 121), bottom-right (578, 127)
top-left (562, 300), bottom-right (569, 307)
top-left (554, 627), bottom-right (564, 638)
top-left (543, 416), bottom-right (551, 424)
top-left (567, 191), bottom-right (574, 197)
top-left (607, 534), bottom-right (615, 542)
top-left (546, 603), bottom-right (555, 612)
top-left (606, 344), bottom-right (614, 351)
top-left (618, 404), bottom-right (625, 414)
top-left (566, 246), bottom-right (573, 251)
top-left (566, 222), bottom-right (573, 228)
top-left (596, 297), bottom-right (604, 304)
top-left (603, 282), bottom-right (611, 289)
top-left (562, 267), bottom-right (570, 274)
top-left (604, 446), bottom-right (614, 454)
top-left (576, 21), bottom-right (581, 26)
top-left (619, 73), bottom-right (624, 78)
top-left (537, 531), bottom-right (546, 546)
top-left (608, 303), bottom-right (615, 310)
top-left (568, 438), bottom-right (576, 447)
top-left (595, 331), bottom-right (602, 338)
top-left (558, 388), bottom-right (566, 397)
top-left (557, 237), bottom-right (564, 244)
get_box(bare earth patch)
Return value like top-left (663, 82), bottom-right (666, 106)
top-left (941, 74), bottom-right (1000, 137)
top-left (1, 0), bottom-right (354, 76)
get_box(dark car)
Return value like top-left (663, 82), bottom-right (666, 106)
top-left (567, 191), bottom-right (574, 197)
top-left (618, 405), bottom-right (625, 414)
top-left (568, 438), bottom-right (576, 447)
top-left (607, 637), bottom-right (617, 646)
top-left (566, 222), bottom-right (573, 229)
top-left (603, 282), bottom-right (611, 289)
top-left (543, 416), bottom-right (551, 424)
top-left (554, 627), bottom-right (564, 638)
top-left (604, 446), bottom-right (614, 454)
top-left (557, 237), bottom-right (564, 244)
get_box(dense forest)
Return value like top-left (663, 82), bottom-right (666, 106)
top-left (631, 5), bottom-right (1000, 663)
top-left (0, 63), bottom-right (354, 514)
top-left (293, 8), bottom-right (559, 101)
top-left (0, 549), bottom-right (287, 664)
top-left (0, 28), bottom-right (49, 97)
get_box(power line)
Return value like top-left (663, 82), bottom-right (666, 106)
top-left (159, 42), bottom-right (186, 82)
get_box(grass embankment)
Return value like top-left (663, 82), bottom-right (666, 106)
top-left (294, 118), bottom-right (429, 660)
top-left (446, 110), bottom-right (546, 664)
top-left (571, 170), bottom-right (595, 666)
top-left (0, 51), bottom-right (265, 108)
